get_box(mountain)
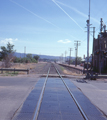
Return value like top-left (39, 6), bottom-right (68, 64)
top-left (13, 52), bottom-right (75, 60)
top-left (13, 52), bottom-right (60, 60)
top-left (14, 52), bottom-right (75, 60)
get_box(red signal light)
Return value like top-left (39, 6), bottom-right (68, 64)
top-left (96, 50), bottom-right (100, 54)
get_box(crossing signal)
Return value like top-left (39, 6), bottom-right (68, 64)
top-left (102, 50), bottom-right (107, 58)
top-left (96, 50), bottom-right (100, 55)
top-left (94, 50), bottom-right (100, 55)
top-left (94, 50), bottom-right (107, 57)
top-left (103, 51), bottom-right (107, 55)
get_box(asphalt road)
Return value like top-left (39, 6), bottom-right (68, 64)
top-left (71, 78), bottom-right (107, 116)
top-left (0, 75), bottom-right (39, 120)
top-left (0, 75), bottom-right (107, 120)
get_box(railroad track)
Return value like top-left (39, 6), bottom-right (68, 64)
top-left (32, 63), bottom-right (88, 120)
top-left (12, 63), bottom-right (106, 120)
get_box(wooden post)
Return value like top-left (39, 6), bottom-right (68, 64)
top-left (1, 68), bottom-right (3, 74)
top-left (27, 69), bottom-right (29, 74)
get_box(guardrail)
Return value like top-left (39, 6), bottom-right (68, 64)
top-left (0, 68), bottom-right (29, 74)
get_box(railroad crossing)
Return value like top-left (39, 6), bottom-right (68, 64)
top-left (11, 63), bottom-right (106, 120)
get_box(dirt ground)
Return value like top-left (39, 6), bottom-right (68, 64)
top-left (0, 62), bottom-right (36, 69)
top-left (0, 62), bottom-right (48, 76)
top-left (58, 65), bottom-right (83, 76)
top-left (0, 62), bottom-right (84, 76)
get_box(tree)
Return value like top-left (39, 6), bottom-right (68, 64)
top-left (33, 55), bottom-right (39, 61)
top-left (31, 58), bottom-right (37, 63)
top-left (77, 57), bottom-right (82, 64)
top-left (0, 42), bottom-right (16, 67)
top-left (0, 46), bottom-right (8, 60)
top-left (0, 42), bottom-right (15, 59)
top-left (26, 54), bottom-right (32, 59)
top-left (13, 57), bottom-right (20, 63)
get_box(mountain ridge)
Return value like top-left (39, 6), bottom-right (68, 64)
top-left (13, 52), bottom-right (75, 60)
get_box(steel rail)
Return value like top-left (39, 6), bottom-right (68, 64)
top-left (54, 64), bottom-right (89, 120)
top-left (33, 67), bottom-right (50, 120)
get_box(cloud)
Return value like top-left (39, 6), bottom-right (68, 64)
top-left (57, 39), bottom-right (71, 43)
top-left (0, 38), bottom-right (18, 44)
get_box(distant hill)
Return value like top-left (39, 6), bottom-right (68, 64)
top-left (13, 52), bottom-right (75, 60)
top-left (13, 52), bottom-right (59, 60)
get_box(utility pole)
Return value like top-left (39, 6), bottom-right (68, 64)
top-left (93, 27), bottom-right (95, 39)
top-left (24, 46), bottom-right (26, 58)
top-left (86, 0), bottom-right (92, 78)
top-left (24, 46), bottom-right (26, 63)
top-left (65, 51), bottom-right (67, 63)
top-left (92, 27), bottom-right (95, 70)
top-left (99, 18), bottom-right (103, 74)
top-left (74, 41), bottom-right (81, 66)
top-left (62, 53), bottom-right (63, 63)
top-left (86, 0), bottom-right (91, 65)
top-left (100, 18), bottom-right (103, 34)
top-left (75, 47), bottom-right (77, 66)
top-left (69, 48), bottom-right (73, 65)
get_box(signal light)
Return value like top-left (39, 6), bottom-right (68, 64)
top-left (102, 50), bottom-right (107, 58)
top-left (97, 51), bottom-right (100, 54)
top-left (103, 51), bottom-right (106, 55)
top-left (94, 50), bottom-right (100, 55)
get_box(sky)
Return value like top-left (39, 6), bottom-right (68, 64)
top-left (0, 0), bottom-right (107, 58)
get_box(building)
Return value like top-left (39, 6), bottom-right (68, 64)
top-left (93, 18), bottom-right (107, 73)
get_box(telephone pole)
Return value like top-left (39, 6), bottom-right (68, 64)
top-left (85, 0), bottom-right (92, 79)
top-left (92, 27), bottom-right (95, 70)
top-left (74, 41), bottom-right (81, 66)
top-left (75, 47), bottom-right (77, 66)
top-left (100, 18), bottom-right (103, 33)
top-left (86, 0), bottom-right (91, 71)
top-left (69, 48), bottom-right (73, 65)
top-left (24, 46), bottom-right (26, 58)
top-left (99, 18), bottom-right (103, 74)
top-left (62, 53), bottom-right (63, 63)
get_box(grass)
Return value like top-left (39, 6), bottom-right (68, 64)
top-left (0, 63), bottom-right (37, 76)
top-left (63, 69), bottom-right (82, 76)
top-left (0, 71), bottom-right (19, 76)
top-left (60, 66), bottom-right (65, 71)
top-left (11, 63), bottom-right (37, 70)
top-left (60, 66), bottom-right (83, 76)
